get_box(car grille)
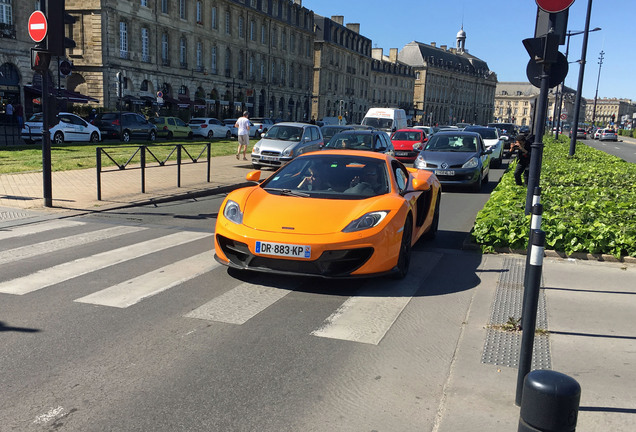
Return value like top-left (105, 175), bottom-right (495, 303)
top-left (216, 235), bottom-right (374, 277)
top-left (261, 150), bottom-right (281, 157)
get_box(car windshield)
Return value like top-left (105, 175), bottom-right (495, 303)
top-left (392, 131), bottom-right (422, 141)
top-left (325, 132), bottom-right (374, 151)
top-left (361, 117), bottom-right (393, 129)
top-left (424, 134), bottom-right (478, 152)
top-left (264, 125), bottom-right (303, 141)
top-left (466, 128), bottom-right (497, 140)
top-left (261, 154), bottom-right (389, 199)
top-left (101, 113), bottom-right (119, 121)
top-left (321, 127), bottom-right (349, 140)
top-left (28, 113), bottom-right (43, 122)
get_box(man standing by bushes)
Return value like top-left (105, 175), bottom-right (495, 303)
top-left (512, 134), bottom-right (533, 186)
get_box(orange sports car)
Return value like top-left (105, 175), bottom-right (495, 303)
top-left (214, 150), bottom-right (441, 278)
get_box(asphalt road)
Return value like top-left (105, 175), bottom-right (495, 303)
top-left (1, 163), bottom-right (506, 431)
top-left (580, 135), bottom-right (636, 163)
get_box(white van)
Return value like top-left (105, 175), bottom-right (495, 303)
top-left (361, 108), bottom-right (407, 133)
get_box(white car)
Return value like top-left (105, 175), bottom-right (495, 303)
top-left (463, 126), bottom-right (503, 167)
top-left (250, 117), bottom-right (275, 135)
top-left (593, 129), bottom-right (602, 139)
top-left (223, 118), bottom-right (260, 138)
top-left (188, 117), bottom-right (232, 139)
top-left (21, 112), bottom-right (101, 144)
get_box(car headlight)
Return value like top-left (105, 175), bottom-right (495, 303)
top-left (462, 157), bottom-right (479, 169)
top-left (414, 154), bottom-right (427, 169)
top-left (342, 211), bottom-right (389, 233)
top-left (252, 143), bottom-right (261, 155)
top-left (282, 147), bottom-right (294, 157)
top-left (223, 200), bottom-right (243, 224)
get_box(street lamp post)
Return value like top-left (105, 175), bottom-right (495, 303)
top-left (569, 0), bottom-right (595, 157)
top-left (591, 50), bottom-right (604, 126)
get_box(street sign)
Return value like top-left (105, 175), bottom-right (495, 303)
top-left (560, 113), bottom-right (567, 120)
top-left (526, 51), bottom-right (569, 88)
top-left (535, 0), bottom-right (575, 13)
top-left (157, 91), bottom-right (163, 98)
top-left (28, 11), bottom-right (48, 43)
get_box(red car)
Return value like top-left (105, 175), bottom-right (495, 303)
top-left (390, 128), bottom-right (428, 163)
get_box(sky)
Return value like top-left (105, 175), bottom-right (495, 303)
top-left (305, 0), bottom-right (636, 101)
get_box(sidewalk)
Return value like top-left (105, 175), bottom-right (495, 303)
top-left (1, 153), bottom-right (635, 431)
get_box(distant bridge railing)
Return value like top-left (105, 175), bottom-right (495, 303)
top-left (96, 143), bottom-right (211, 200)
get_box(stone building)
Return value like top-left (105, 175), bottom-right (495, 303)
top-left (369, 48), bottom-right (415, 118)
top-left (62, 0), bottom-right (316, 121)
top-left (585, 97), bottom-right (634, 128)
top-left (398, 28), bottom-right (497, 126)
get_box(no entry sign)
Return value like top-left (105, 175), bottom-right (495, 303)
top-left (536, 0), bottom-right (576, 13)
top-left (28, 11), bottom-right (48, 43)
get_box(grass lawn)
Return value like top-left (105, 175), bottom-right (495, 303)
top-left (0, 138), bottom-right (255, 174)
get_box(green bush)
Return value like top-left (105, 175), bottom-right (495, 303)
top-left (472, 135), bottom-right (636, 258)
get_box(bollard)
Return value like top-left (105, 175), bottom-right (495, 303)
top-left (516, 229), bottom-right (546, 405)
top-left (518, 370), bottom-right (581, 432)
top-left (523, 203), bottom-right (543, 311)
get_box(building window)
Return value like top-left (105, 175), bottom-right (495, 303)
top-left (0, 0), bottom-right (12, 27)
top-left (141, 0), bottom-right (148, 7)
top-left (260, 59), bottom-right (265, 80)
top-left (271, 27), bottom-right (277, 48)
top-left (225, 48), bottom-right (231, 77)
top-left (290, 33), bottom-right (295, 53)
top-left (180, 37), bottom-right (187, 68)
top-left (281, 30), bottom-right (286, 50)
top-left (225, 11), bottom-right (231, 35)
top-left (238, 51), bottom-right (244, 77)
top-left (179, 0), bottom-right (186, 20)
top-left (249, 55), bottom-right (254, 79)
top-left (161, 33), bottom-right (169, 64)
top-left (211, 46), bottom-right (217, 74)
top-left (261, 23), bottom-right (266, 44)
top-left (239, 16), bottom-right (244, 38)
top-left (196, 41), bottom-right (202, 70)
top-left (211, 6), bottom-right (217, 29)
top-left (141, 27), bottom-right (149, 62)
top-left (119, 21), bottom-right (128, 59)
top-left (196, 1), bottom-right (202, 23)
top-left (161, 0), bottom-right (168, 14)
top-left (250, 19), bottom-right (255, 41)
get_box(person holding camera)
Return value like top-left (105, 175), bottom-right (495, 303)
top-left (512, 134), bottom-right (533, 186)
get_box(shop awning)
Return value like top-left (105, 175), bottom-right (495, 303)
top-left (123, 94), bottom-right (144, 105)
top-left (23, 85), bottom-right (98, 103)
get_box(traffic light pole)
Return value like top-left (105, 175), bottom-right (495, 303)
top-left (41, 71), bottom-right (53, 207)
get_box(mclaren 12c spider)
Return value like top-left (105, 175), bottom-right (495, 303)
top-left (214, 150), bottom-right (441, 278)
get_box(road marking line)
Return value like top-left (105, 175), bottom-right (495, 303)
top-left (75, 251), bottom-right (218, 308)
top-left (0, 225), bottom-right (145, 265)
top-left (0, 220), bottom-right (85, 241)
top-left (185, 281), bottom-right (293, 324)
top-left (0, 231), bottom-right (211, 295)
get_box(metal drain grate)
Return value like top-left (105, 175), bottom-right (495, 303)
top-left (481, 257), bottom-right (551, 370)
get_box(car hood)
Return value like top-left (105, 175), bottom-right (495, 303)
top-left (420, 150), bottom-right (477, 166)
top-left (482, 138), bottom-right (500, 148)
top-left (392, 140), bottom-right (419, 151)
top-left (241, 187), bottom-right (386, 235)
top-left (256, 138), bottom-right (299, 152)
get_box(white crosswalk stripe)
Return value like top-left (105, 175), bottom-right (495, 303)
top-left (0, 219), bottom-right (85, 241)
top-left (185, 281), bottom-right (295, 324)
top-left (0, 231), bottom-right (211, 295)
top-left (0, 225), bottom-right (145, 265)
top-left (75, 250), bottom-right (219, 308)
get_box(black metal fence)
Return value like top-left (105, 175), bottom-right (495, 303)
top-left (0, 119), bottom-right (22, 146)
top-left (96, 143), bottom-right (211, 200)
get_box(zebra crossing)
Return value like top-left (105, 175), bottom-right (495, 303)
top-left (0, 219), bottom-right (441, 345)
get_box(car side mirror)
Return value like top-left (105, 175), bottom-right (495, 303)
top-left (246, 170), bottom-right (261, 182)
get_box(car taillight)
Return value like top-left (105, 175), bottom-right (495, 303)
top-left (200, 124), bottom-right (207, 128)
top-left (112, 119), bottom-right (120, 126)
top-left (163, 126), bottom-right (169, 130)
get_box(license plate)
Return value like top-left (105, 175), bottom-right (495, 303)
top-left (435, 170), bottom-right (455, 176)
top-left (395, 151), bottom-right (409, 156)
top-left (261, 156), bottom-right (279, 161)
top-left (255, 241), bottom-right (311, 259)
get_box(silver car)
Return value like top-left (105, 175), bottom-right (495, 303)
top-left (251, 122), bottom-right (323, 169)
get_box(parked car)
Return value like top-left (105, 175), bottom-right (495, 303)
top-left (149, 116), bottom-right (193, 139)
top-left (214, 151), bottom-right (441, 278)
top-left (322, 130), bottom-right (395, 156)
top-left (463, 126), bottom-right (503, 167)
top-left (390, 128), bottom-right (428, 163)
top-left (21, 112), bottom-right (101, 144)
top-left (92, 112), bottom-right (157, 142)
top-left (320, 124), bottom-right (353, 142)
top-left (414, 131), bottom-right (492, 192)
top-left (250, 117), bottom-right (275, 135)
top-left (224, 118), bottom-right (260, 138)
top-left (412, 125), bottom-right (438, 137)
top-left (570, 127), bottom-right (587, 140)
top-left (188, 117), bottom-right (232, 139)
top-left (599, 128), bottom-right (618, 142)
top-left (250, 122), bottom-right (323, 169)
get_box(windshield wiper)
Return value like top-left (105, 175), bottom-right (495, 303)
top-left (264, 188), bottom-right (310, 197)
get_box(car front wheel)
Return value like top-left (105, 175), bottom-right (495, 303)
top-left (393, 216), bottom-right (413, 279)
top-left (148, 130), bottom-right (156, 142)
top-left (90, 132), bottom-right (100, 143)
top-left (207, 131), bottom-right (214, 139)
top-left (122, 130), bottom-right (131, 143)
top-left (226, 130), bottom-right (232, 139)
